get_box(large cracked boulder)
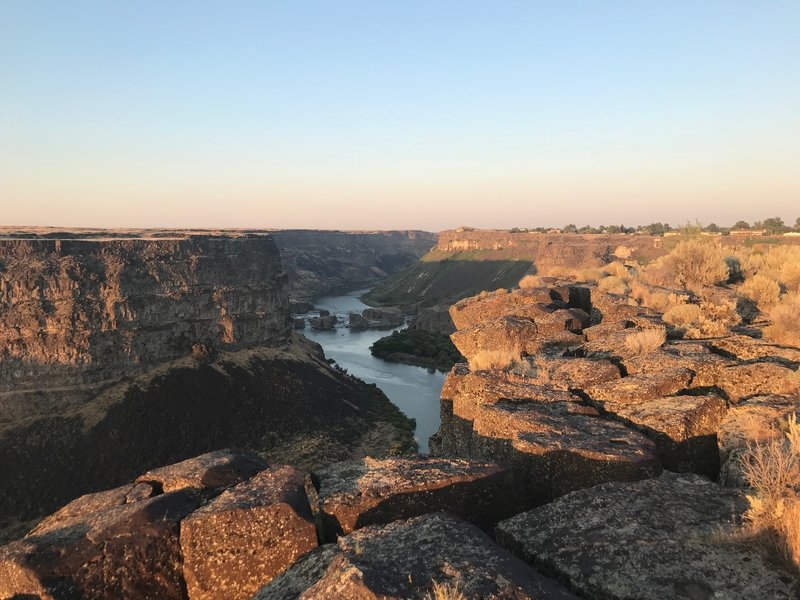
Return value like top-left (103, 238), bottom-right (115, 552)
top-left (0, 489), bottom-right (201, 599)
top-left (496, 472), bottom-right (799, 600)
top-left (314, 456), bottom-right (513, 540)
top-left (585, 367), bottom-right (694, 405)
top-left (137, 449), bottom-right (268, 493)
top-left (450, 315), bottom-right (540, 361)
top-left (449, 291), bottom-right (557, 330)
top-left (621, 346), bottom-right (734, 388)
top-left (715, 362), bottom-right (799, 403)
top-left (597, 393), bottom-right (728, 477)
top-left (254, 512), bottom-right (578, 600)
top-left (180, 465), bottom-right (317, 600)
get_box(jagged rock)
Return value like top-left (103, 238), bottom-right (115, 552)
top-left (293, 317), bottom-right (306, 329)
top-left (309, 315), bottom-right (337, 330)
top-left (0, 489), bottom-right (200, 600)
top-left (496, 472), bottom-right (798, 600)
top-left (450, 316), bottom-right (539, 360)
top-left (716, 362), bottom-right (799, 403)
top-left (315, 456), bottom-right (513, 540)
top-left (319, 309), bottom-right (330, 317)
top-left (137, 449), bottom-right (268, 493)
top-left (718, 395), bottom-right (800, 486)
top-left (181, 465), bottom-right (317, 600)
top-left (254, 512), bottom-right (578, 600)
top-left (585, 367), bottom-right (694, 405)
top-left (534, 308), bottom-right (591, 335)
top-left (709, 334), bottom-right (800, 365)
top-left (598, 393), bottom-right (727, 477)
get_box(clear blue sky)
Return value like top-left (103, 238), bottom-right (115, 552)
top-left (1, 1), bottom-right (798, 230)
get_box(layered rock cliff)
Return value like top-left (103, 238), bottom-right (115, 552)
top-left (270, 229), bottom-right (436, 300)
top-left (364, 229), bottom-right (664, 308)
top-left (0, 231), bottom-right (415, 539)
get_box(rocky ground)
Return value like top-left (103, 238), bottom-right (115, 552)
top-left (2, 256), bottom-right (800, 597)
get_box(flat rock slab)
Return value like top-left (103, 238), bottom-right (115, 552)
top-left (496, 472), bottom-right (799, 600)
top-left (622, 348), bottom-right (734, 388)
top-left (0, 489), bottom-right (199, 600)
top-left (718, 395), bottom-right (800, 486)
top-left (315, 456), bottom-right (513, 540)
top-left (527, 357), bottom-right (621, 390)
top-left (585, 367), bottom-right (694, 405)
top-left (449, 290), bottom-right (561, 330)
top-left (471, 402), bottom-right (661, 501)
top-left (709, 334), bottom-right (800, 365)
top-left (28, 481), bottom-right (155, 536)
top-left (600, 394), bottom-right (728, 477)
top-left (254, 512), bottom-right (578, 600)
top-left (181, 465), bottom-right (317, 600)
top-left (716, 363), bottom-right (799, 403)
top-left (442, 367), bottom-right (581, 423)
top-left (450, 315), bottom-right (540, 360)
top-left (137, 449), bottom-right (268, 493)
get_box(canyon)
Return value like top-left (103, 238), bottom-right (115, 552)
top-left (2, 227), bottom-right (800, 598)
top-left (0, 229), bottom-right (416, 541)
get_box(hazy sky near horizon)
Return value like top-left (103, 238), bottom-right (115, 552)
top-left (1, 1), bottom-right (798, 231)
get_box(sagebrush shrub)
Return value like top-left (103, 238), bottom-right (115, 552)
top-left (739, 274), bottom-right (781, 310)
top-left (624, 328), bottom-right (666, 355)
top-left (518, 274), bottom-right (544, 289)
top-left (764, 293), bottom-right (800, 346)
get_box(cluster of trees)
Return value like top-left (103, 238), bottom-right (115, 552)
top-left (370, 329), bottom-right (463, 372)
top-left (508, 217), bottom-right (800, 236)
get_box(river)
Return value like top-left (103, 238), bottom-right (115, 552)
top-left (300, 289), bottom-right (445, 453)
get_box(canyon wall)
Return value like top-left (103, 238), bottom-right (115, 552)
top-left (0, 231), bottom-right (414, 537)
top-left (270, 229), bottom-right (437, 300)
top-left (0, 234), bottom-right (289, 420)
top-left (365, 229), bottom-right (664, 308)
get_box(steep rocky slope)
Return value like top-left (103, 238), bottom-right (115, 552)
top-left (0, 231), bottom-right (414, 540)
top-left (364, 229), bottom-right (662, 308)
top-left (270, 229), bottom-right (436, 300)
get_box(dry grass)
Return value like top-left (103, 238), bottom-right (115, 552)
top-left (740, 414), bottom-right (800, 572)
top-left (663, 303), bottom-right (703, 328)
top-left (624, 328), bottom-right (666, 355)
top-left (742, 246), bottom-right (800, 291)
top-left (764, 292), bottom-right (800, 346)
top-left (640, 240), bottom-right (729, 290)
top-left (603, 261), bottom-right (630, 279)
top-left (468, 347), bottom-right (522, 371)
top-left (518, 274), bottom-right (544, 289)
top-left (597, 275), bottom-right (629, 295)
top-left (739, 274), bottom-right (781, 310)
top-left (426, 581), bottom-right (467, 600)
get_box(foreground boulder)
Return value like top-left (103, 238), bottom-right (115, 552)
top-left (496, 472), bottom-right (798, 600)
top-left (181, 465), bottom-right (317, 600)
top-left (137, 449), bottom-right (268, 493)
top-left (254, 512), bottom-right (578, 599)
top-left (0, 489), bottom-right (200, 599)
top-left (450, 315), bottom-right (540, 360)
top-left (314, 456), bottom-right (513, 540)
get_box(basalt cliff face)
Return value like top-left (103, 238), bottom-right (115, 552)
top-left (270, 229), bottom-right (437, 300)
top-left (0, 231), bottom-right (414, 540)
top-left (0, 234), bottom-right (288, 410)
top-left (365, 229), bottom-right (664, 309)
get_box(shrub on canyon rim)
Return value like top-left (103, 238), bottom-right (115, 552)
top-left (518, 274), bottom-right (544, 289)
top-left (764, 292), bottom-right (800, 346)
top-left (739, 274), bottom-right (782, 310)
top-left (624, 328), bottom-right (666, 355)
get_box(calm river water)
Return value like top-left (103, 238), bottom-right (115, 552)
top-left (301, 289), bottom-right (445, 453)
